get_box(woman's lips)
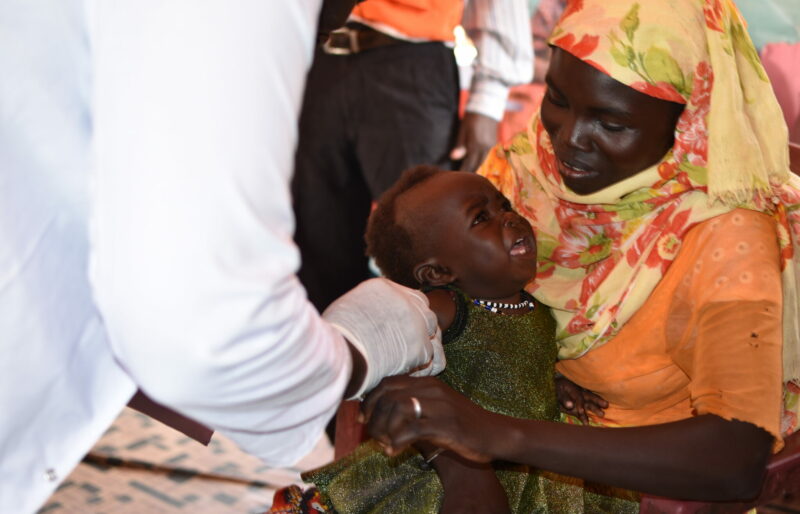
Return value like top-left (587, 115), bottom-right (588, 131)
top-left (558, 159), bottom-right (598, 180)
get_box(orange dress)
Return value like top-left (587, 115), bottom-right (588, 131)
top-left (556, 209), bottom-right (785, 447)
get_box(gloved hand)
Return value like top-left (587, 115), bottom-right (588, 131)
top-left (323, 278), bottom-right (445, 399)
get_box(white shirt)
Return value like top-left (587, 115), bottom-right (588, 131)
top-left (1, 1), bottom-right (354, 511)
top-left (462, 0), bottom-right (535, 120)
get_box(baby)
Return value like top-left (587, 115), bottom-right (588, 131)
top-left (271, 166), bottom-right (618, 514)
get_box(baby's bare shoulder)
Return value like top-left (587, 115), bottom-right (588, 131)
top-left (424, 288), bottom-right (457, 332)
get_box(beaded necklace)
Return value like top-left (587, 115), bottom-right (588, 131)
top-left (472, 295), bottom-right (533, 314)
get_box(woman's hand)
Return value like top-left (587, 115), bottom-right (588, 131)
top-left (360, 375), bottom-right (497, 462)
top-left (555, 376), bottom-right (608, 424)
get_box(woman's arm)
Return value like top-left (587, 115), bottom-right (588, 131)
top-left (363, 375), bottom-right (772, 501)
top-left (377, 213), bottom-right (782, 501)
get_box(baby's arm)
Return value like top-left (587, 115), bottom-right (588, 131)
top-left (555, 375), bottom-right (608, 424)
top-left (422, 289), bottom-right (511, 513)
top-left (424, 443), bottom-right (511, 514)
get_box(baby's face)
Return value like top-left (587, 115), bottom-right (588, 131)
top-left (399, 172), bottom-right (537, 299)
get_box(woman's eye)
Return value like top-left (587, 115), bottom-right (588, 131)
top-left (600, 120), bottom-right (627, 132)
top-left (472, 211), bottom-right (489, 225)
top-left (545, 89), bottom-right (567, 107)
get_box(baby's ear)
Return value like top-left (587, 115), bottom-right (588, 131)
top-left (414, 259), bottom-right (455, 287)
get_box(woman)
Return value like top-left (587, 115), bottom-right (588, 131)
top-left (361, 0), bottom-right (800, 502)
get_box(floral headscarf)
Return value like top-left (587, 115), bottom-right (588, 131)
top-left (479, 0), bottom-right (800, 388)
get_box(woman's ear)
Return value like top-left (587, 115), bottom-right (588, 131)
top-left (414, 259), bottom-right (455, 287)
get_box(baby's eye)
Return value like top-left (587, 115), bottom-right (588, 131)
top-left (472, 211), bottom-right (489, 226)
top-left (501, 198), bottom-right (514, 212)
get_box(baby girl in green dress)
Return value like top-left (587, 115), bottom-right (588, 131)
top-left (271, 166), bottom-right (631, 514)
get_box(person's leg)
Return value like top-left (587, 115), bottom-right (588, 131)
top-left (354, 42), bottom-right (460, 198)
top-left (292, 50), bottom-right (373, 312)
top-left (293, 42), bottom-right (460, 312)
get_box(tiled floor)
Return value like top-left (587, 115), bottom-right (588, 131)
top-left (40, 408), bottom-right (333, 513)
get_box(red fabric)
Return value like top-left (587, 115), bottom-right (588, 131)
top-left (269, 485), bottom-right (335, 514)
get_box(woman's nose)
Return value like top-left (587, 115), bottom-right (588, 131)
top-left (560, 116), bottom-right (592, 152)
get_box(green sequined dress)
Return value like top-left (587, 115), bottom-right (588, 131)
top-left (303, 287), bottom-right (639, 513)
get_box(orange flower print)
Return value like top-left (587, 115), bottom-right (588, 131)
top-left (782, 380), bottom-right (799, 435)
top-left (776, 221), bottom-right (794, 270)
top-left (673, 61), bottom-right (713, 167)
top-left (535, 264), bottom-right (556, 281)
top-left (536, 121), bottom-right (561, 183)
top-left (561, 0), bottom-right (584, 19)
top-left (511, 174), bottom-right (539, 223)
top-left (630, 81), bottom-right (686, 104)
top-left (557, 200), bottom-right (619, 226)
top-left (566, 312), bottom-right (593, 335)
top-left (658, 161), bottom-right (678, 181)
top-left (626, 205), bottom-right (694, 273)
top-left (579, 257), bottom-right (616, 304)
top-left (552, 33), bottom-right (599, 60)
top-left (653, 232), bottom-right (681, 266)
top-left (552, 223), bottom-right (617, 269)
top-left (704, 0), bottom-right (725, 33)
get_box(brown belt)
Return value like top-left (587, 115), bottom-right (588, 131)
top-left (323, 23), bottom-right (408, 55)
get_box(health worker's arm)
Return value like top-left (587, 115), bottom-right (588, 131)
top-left (89, 0), bottom-right (354, 467)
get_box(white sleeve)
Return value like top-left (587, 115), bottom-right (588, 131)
top-left (463, 0), bottom-right (534, 120)
top-left (88, 0), bottom-right (350, 466)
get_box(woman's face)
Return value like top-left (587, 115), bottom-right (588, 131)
top-left (541, 48), bottom-right (684, 195)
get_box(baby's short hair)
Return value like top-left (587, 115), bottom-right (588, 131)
top-left (365, 165), bottom-right (444, 288)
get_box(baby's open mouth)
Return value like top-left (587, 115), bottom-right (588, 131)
top-left (510, 236), bottom-right (534, 256)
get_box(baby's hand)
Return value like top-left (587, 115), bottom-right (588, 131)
top-left (555, 375), bottom-right (608, 424)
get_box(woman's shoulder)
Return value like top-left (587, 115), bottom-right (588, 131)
top-left (666, 208), bottom-right (782, 307)
top-left (687, 209), bottom-right (778, 247)
top-left (677, 208), bottom-right (780, 269)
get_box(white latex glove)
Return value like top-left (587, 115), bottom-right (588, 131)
top-left (322, 278), bottom-right (445, 399)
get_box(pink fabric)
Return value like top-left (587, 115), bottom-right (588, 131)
top-left (761, 42), bottom-right (800, 144)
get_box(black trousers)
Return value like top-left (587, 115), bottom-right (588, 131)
top-left (292, 41), bottom-right (460, 311)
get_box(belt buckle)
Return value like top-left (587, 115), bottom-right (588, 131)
top-left (323, 27), bottom-right (360, 55)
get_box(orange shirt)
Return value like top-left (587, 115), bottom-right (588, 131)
top-left (352, 0), bottom-right (463, 42)
top-left (557, 209), bottom-right (785, 448)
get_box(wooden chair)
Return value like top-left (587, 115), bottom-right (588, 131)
top-left (333, 400), bottom-right (366, 460)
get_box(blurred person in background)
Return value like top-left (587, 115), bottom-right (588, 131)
top-left (292, 0), bottom-right (533, 313)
